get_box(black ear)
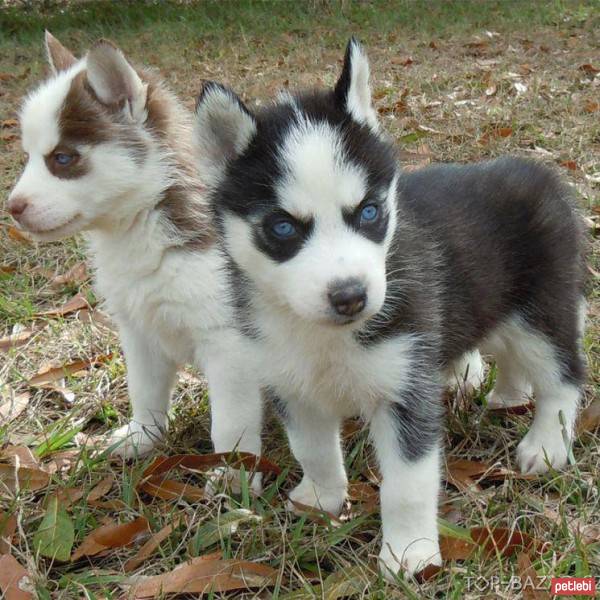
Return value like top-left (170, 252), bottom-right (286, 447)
top-left (45, 31), bottom-right (76, 74)
top-left (195, 81), bottom-right (257, 184)
top-left (334, 37), bottom-right (379, 132)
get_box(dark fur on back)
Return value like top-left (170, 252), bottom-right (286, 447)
top-left (362, 157), bottom-right (586, 384)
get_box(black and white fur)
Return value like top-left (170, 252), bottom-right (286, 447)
top-left (195, 39), bottom-right (586, 577)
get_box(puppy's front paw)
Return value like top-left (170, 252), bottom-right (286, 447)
top-left (516, 426), bottom-right (569, 474)
top-left (106, 421), bottom-right (164, 458)
top-left (287, 476), bottom-right (347, 516)
top-left (379, 536), bottom-right (441, 582)
top-left (204, 466), bottom-right (263, 497)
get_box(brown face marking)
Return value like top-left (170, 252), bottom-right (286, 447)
top-left (46, 72), bottom-right (148, 181)
top-left (44, 144), bottom-right (89, 179)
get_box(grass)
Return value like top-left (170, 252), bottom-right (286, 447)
top-left (1, 0), bottom-right (599, 598)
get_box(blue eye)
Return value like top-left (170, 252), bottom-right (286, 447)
top-left (272, 220), bottom-right (296, 239)
top-left (54, 153), bottom-right (73, 166)
top-left (360, 204), bottom-right (379, 222)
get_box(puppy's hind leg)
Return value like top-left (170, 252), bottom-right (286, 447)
top-left (485, 349), bottom-right (532, 410)
top-left (501, 314), bottom-right (585, 474)
top-left (446, 348), bottom-right (485, 394)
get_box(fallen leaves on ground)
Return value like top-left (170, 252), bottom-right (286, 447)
top-left (0, 391), bottom-right (30, 424)
top-left (578, 399), bottom-right (600, 432)
top-left (139, 477), bottom-right (205, 503)
top-left (445, 458), bottom-right (532, 491)
top-left (0, 445), bottom-right (50, 494)
top-left (143, 452), bottom-right (282, 479)
top-left (49, 262), bottom-right (88, 289)
top-left (0, 554), bottom-right (34, 600)
top-left (517, 553), bottom-right (549, 600)
top-left (124, 516), bottom-right (185, 573)
top-left (33, 494), bottom-right (74, 562)
top-left (6, 226), bottom-right (32, 244)
top-left (129, 556), bottom-right (277, 597)
top-left (0, 512), bottom-right (17, 554)
top-left (27, 353), bottom-right (111, 387)
top-left (36, 292), bottom-right (92, 317)
top-left (0, 326), bottom-right (45, 352)
top-left (72, 517), bottom-right (150, 561)
top-left (189, 509), bottom-right (261, 555)
top-left (560, 159), bottom-right (578, 171)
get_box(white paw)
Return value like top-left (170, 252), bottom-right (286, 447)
top-left (204, 466), bottom-right (263, 497)
top-left (486, 388), bottom-right (531, 410)
top-left (516, 427), bottom-right (569, 474)
top-left (379, 536), bottom-right (441, 581)
top-left (447, 350), bottom-right (485, 394)
top-left (105, 421), bottom-right (164, 459)
top-left (287, 476), bottom-right (347, 515)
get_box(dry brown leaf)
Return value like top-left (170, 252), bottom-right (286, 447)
top-left (517, 553), bottom-right (549, 600)
top-left (1, 119), bottom-right (18, 128)
top-left (585, 100), bottom-right (599, 113)
top-left (37, 292), bottom-right (91, 317)
top-left (6, 226), bottom-right (32, 244)
top-left (471, 527), bottom-right (534, 558)
top-left (348, 482), bottom-right (379, 515)
top-left (446, 458), bottom-right (532, 491)
top-left (71, 516), bottom-right (150, 561)
top-left (55, 487), bottom-right (85, 508)
top-left (579, 63), bottom-right (600, 75)
top-left (288, 499), bottom-right (343, 527)
top-left (143, 452), bottom-right (281, 479)
top-left (130, 557), bottom-right (277, 597)
top-left (1, 446), bottom-right (39, 470)
top-left (0, 512), bottom-right (17, 554)
top-left (50, 262), bottom-right (88, 289)
top-left (87, 475), bottom-right (115, 503)
top-left (0, 326), bottom-right (44, 352)
top-left (0, 72), bottom-right (14, 81)
top-left (0, 265), bottom-right (17, 274)
top-left (560, 160), bottom-right (578, 171)
top-left (439, 535), bottom-right (476, 560)
top-left (139, 476), bottom-right (205, 503)
top-left (76, 308), bottom-right (115, 330)
top-left (27, 354), bottom-right (111, 387)
top-left (0, 462), bottom-right (50, 494)
top-left (44, 449), bottom-right (80, 475)
top-left (0, 392), bottom-right (30, 424)
top-left (124, 516), bottom-right (184, 572)
top-left (0, 554), bottom-right (34, 599)
top-left (578, 399), bottom-right (600, 432)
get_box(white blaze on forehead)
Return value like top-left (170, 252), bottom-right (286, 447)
top-left (20, 60), bottom-right (86, 155)
top-left (276, 119), bottom-right (367, 219)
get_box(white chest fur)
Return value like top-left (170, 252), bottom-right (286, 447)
top-left (88, 220), bottom-right (231, 367)
top-left (255, 304), bottom-right (417, 419)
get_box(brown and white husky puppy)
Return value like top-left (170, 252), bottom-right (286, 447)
top-left (6, 33), bottom-right (263, 471)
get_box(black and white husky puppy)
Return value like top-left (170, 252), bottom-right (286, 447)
top-left (195, 39), bottom-right (586, 576)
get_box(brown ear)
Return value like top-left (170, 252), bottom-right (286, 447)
top-left (45, 31), bottom-right (76, 74)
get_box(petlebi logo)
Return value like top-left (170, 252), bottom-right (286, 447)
top-left (465, 575), bottom-right (597, 595)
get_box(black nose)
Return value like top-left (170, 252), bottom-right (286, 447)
top-left (328, 280), bottom-right (367, 317)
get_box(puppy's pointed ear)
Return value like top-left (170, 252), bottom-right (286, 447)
top-left (45, 31), bottom-right (76, 74)
top-left (334, 37), bottom-right (379, 132)
top-left (86, 40), bottom-right (147, 122)
top-left (195, 82), bottom-right (257, 183)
